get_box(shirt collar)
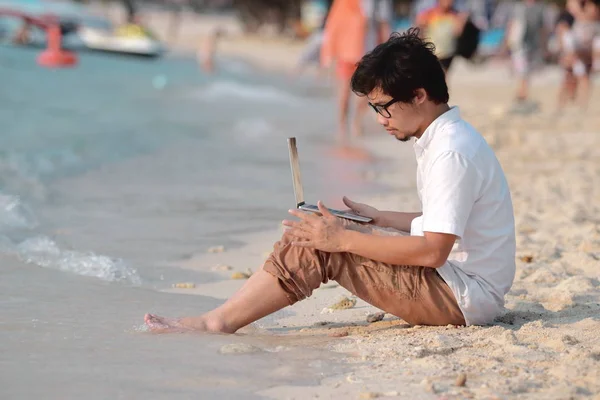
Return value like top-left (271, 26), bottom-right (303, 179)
top-left (414, 106), bottom-right (461, 157)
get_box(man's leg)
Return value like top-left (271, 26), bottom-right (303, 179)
top-left (577, 72), bottom-right (591, 110)
top-left (145, 230), bottom-right (465, 333)
top-left (593, 36), bottom-right (600, 73)
top-left (510, 49), bottom-right (531, 102)
top-left (516, 76), bottom-right (529, 101)
top-left (337, 81), bottom-right (351, 142)
top-left (351, 96), bottom-right (369, 138)
top-left (572, 50), bottom-right (592, 110)
top-left (263, 233), bottom-right (464, 326)
top-left (558, 68), bottom-right (577, 109)
top-left (145, 268), bottom-right (290, 333)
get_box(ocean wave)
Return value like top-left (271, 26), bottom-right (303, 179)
top-left (0, 194), bottom-right (141, 285)
top-left (0, 156), bottom-right (47, 201)
top-left (232, 118), bottom-right (273, 140)
top-left (194, 81), bottom-right (300, 104)
top-left (17, 236), bottom-right (142, 285)
top-left (220, 60), bottom-right (252, 75)
top-left (0, 194), bottom-right (38, 231)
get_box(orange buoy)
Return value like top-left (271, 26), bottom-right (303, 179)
top-left (36, 24), bottom-right (77, 68)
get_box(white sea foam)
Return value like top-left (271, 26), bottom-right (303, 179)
top-left (194, 81), bottom-right (300, 104)
top-left (232, 118), bottom-right (273, 140)
top-left (0, 157), bottom-right (47, 201)
top-left (17, 236), bottom-right (142, 285)
top-left (0, 194), bottom-right (38, 231)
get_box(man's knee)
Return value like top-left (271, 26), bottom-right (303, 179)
top-left (263, 240), bottom-right (334, 302)
top-left (280, 229), bottom-right (294, 244)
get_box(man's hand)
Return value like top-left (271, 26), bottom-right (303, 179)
top-left (283, 201), bottom-right (348, 252)
top-left (342, 196), bottom-right (381, 225)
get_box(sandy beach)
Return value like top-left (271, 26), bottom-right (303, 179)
top-left (87, 3), bottom-right (308, 71)
top-left (167, 82), bottom-right (600, 399)
top-left (72, 5), bottom-right (600, 399)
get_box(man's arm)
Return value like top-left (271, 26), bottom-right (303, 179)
top-left (540, 24), bottom-right (549, 59)
top-left (342, 230), bottom-right (456, 268)
top-left (341, 197), bottom-right (419, 232)
top-left (345, 150), bottom-right (480, 267)
top-left (375, 211), bottom-right (422, 232)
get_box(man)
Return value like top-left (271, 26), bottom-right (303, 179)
top-left (197, 27), bottom-right (225, 74)
top-left (291, 0), bottom-right (333, 76)
top-left (144, 29), bottom-right (516, 333)
top-left (560, 0), bottom-right (600, 109)
top-left (555, 1), bottom-right (579, 108)
top-left (12, 20), bottom-right (32, 46)
top-left (503, 0), bottom-right (547, 106)
top-left (320, 0), bottom-right (393, 140)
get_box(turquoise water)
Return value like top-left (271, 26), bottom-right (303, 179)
top-left (1, 42), bottom-right (380, 285)
top-left (0, 25), bottom-right (383, 397)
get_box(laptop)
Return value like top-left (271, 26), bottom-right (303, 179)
top-left (287, 137), bottom-right (372, 223)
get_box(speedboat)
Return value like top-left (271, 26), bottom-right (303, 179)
top-left (0, 0), bottom-right (165, 58)
top-left (77, 22), bottom-right (165, 58)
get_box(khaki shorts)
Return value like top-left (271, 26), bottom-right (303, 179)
top-left (263, 224), bottom-right (465, 326)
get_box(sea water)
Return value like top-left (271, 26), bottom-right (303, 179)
top-left (0, 33), bottom-right (385, 398)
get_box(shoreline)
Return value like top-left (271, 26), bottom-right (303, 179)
top-left (86, 3), bottom-right (309, 73)
top-left (86, 4), bottom-right (600, 398)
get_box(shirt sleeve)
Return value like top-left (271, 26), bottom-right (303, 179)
top-left (421, 151), bottom-right (481, 238)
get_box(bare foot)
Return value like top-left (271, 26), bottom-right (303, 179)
top-left (144, 313), bottom-right (229, 334)
top-left (144, 313), bottom-right (193, 333)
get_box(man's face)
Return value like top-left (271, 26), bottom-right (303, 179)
top-left (367, 88), bottom-right (425, 142)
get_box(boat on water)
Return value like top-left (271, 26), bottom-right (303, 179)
top-left (0, 0), bottom-right (165, 58)
top-left (77, 22), bottom-right (165, 58)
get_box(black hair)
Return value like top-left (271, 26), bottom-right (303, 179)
top-left (351, 28), bottom-right (449, 104)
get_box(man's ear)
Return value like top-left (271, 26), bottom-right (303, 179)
top-left (413, 88), bottom-right (427, 106)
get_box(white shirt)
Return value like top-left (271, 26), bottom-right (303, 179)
top-left (410, 107), bottom-right (516, 325)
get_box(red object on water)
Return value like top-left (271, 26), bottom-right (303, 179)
top-left (0, 8), bottom-right (78, 68)
top-left (36, 25), bottom-right (77, 68)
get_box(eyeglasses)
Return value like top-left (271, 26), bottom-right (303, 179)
top-left (368, 98), bottom-right (400, 118)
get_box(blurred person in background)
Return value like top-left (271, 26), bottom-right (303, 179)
top-left (465, 0), bottom-right (495, 30)
top-left (560, 0), bottom-right (600, 109)
top-left (197, 27), bottom-right (225, 74)
top-left (502, 0), bottom-right (547, 111)
top-left (292, 0), bottom-right (333, 77)
top-left (115, 14), bottom-right (156, 39)
top-left (555, 0), bottom-right (579, 108)
top-left (415, 0), bottom-right (469, 73)
top-left (491, 0), bottom-right (516, 29)
top-left (12, 20), bottom-right (32, 45)
top-left (320, 0), bottom-right (392, 142)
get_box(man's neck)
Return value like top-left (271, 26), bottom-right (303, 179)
top-left (415, 103), bottom-right (451, 139)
